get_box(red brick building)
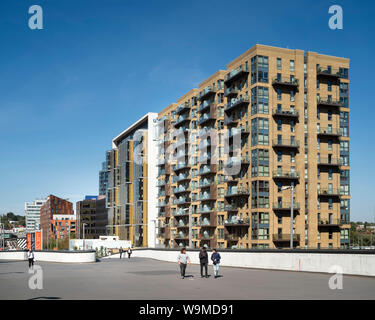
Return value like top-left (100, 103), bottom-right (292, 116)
top-left (40, 195), bottom-right (75, 246)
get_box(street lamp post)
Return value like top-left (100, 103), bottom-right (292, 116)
top-left (281, 183), bottom-right (295, 250)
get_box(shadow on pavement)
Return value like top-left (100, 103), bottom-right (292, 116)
top-left (29, 297), bottom-right (61, 300)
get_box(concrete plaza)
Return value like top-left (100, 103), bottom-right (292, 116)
top-left (0, 257), bottom-right (374, 300)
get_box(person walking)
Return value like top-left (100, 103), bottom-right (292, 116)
top-left (127, 247), bottom-right (132, 259)
top-left (199, 247), bottom-right (208, 278)
top-left (177, 247), bottom-right (190, 279)
top-left (211, 249), bottom-right (221, 278)
top-left (27, 249), bottom-right (35, 270)
top-left (119, 247), bottom-right (123, 259)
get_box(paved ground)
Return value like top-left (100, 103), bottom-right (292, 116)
top-left (0, 257), bottom-right (374, 300)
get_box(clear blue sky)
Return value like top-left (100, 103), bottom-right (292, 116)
top-left (0, 0), bottom-right (374, 222)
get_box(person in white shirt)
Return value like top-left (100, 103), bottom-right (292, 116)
top-left (127, 247), bottom-right (132, 259)
top-left (177, 247), bottom-right (190, 279)
top-left (27, 249), bottom-right (34, 269)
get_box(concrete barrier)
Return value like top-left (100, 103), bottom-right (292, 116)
top-left (0, 250), bottom-right (96, 263)
top-left (107, 249), bottom-right (375, 277)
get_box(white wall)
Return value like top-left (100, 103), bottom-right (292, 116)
top-left (0, 251), bottom-right (96, 263)
top-left (123, 249), bottom-right (375, 277)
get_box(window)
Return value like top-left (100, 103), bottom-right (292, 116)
top-left (251, 86), bottom-right (269, 115)
top-left (290, 60), bottom-right (295, 72)
top-left (277, 120), bottom-right (282, 131)
top-left (327, 80), bottom-right (332, 92)
top-left (251, 55), bottom-right (269, 84)
top-left (251, 118), bottom-right (269, 146)
top-left (340, 82), bottom-right (349, 108)
top-left (277, 89), bottom-right (282, 100)
top-left (277, 58), bottom-right (282, 70)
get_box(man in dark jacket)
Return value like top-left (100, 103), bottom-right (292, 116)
top-left (199, 247), bottom-right (208, 278)
top-left (211, 249), bottom-right (221, 278)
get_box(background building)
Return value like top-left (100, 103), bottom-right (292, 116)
top-left (76, 195), bottom-right (107, 239)
top-left (156, 44), bottom-right (350, 250)
top-left (25, 198), bottom-right (47, 231)
top-left (104, 113), bottom-right (158, 247)
top-left (40, 195), bottom-right (75, 245)
top-left (99, 161), bottom-right (109, 196)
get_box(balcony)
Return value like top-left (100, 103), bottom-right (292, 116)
top-left (228, 127), bottom-right (250, 138)
top-left (157, 180), bottom-right (166, 187)
top-left (224, 204), bottom-right (240, 212)
top-left (224, 65), bottom-right (249, 84)
top-left (199, 233), bottom-right (215, 240)
top-left (174, 115), bottom-right (190, 128)
top-left (173, 187), bottom-right (190, 195)
top-left (273, 171), bottom-right (299, 181)
top-left (225, 234), bottom-right (241, 241)
top-left (272, 139), bottom-right (300, 150)
top-left (318, 188), bottom-right (341, 198)
top-left (227, 156), bottom-right (250, 167)
top-left (316, 67), bottom-right (343, 79)
top-left (273, 202), bottom-right (300, 211)
top-left (225, 188), bottom-right (250, 198)
top-left (198, 193), bottom-right (216, 201)
top-left (157, 201), bottom-right (167, 207)
top-left (272, 76), bottom-right (299, 90)
top-left (224, 115), bottom-right (239, 126)
top-left (199, 165), bottom-right (216, 176)
top-left (317, 127), bottom-right (341, 138)
top-left (174, 197), bottom-right (191, 205)
top-left (174, 233), bottom-right (189, 240)
top-left (173, 163), bottom-right (190, 172)
top-left (157, 158), bottom-right (166, 167)
top-left (196, 206), bottom-right (215, 214)
top-left (318, 219), bottom-right (341, 228)
top-left (273, 108), bottom-right (299, 119)
top-left (173, 210), bottom-right (190, 217)
top-left (224, 217), bottom-right (250, 227)
top-left (317, 158), bottom-right (342, 167)
top-left (224, 87), bottom-right (239, 97)
top-left (198, 101), bottom-right (212, 113)
top-left (176, 103), bottom-right (190, 115)
top-left (273, 234), bottom-right (300, 242)
top-left (199, 179), bottom-right (213, 188)
top-left (197, 113), bottom-right (215, 126)
top-left (198, 86), bottom-right (217, 101)
top-left (158, 190), bottom-right (166, 198)
top-left (317, 97), bottom-right (342, 108)
top-left (225, 96), bottom-right (249, 113)
top-left (174, 174), bottom-right (191, 183)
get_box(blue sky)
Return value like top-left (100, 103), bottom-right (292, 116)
top-left (0, 0), bottom-right (374, 222)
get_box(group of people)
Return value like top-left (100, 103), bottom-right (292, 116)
top-left (119, 247), bottom-right (132, 259)
top-left (177, 247), bottom-right (221, 279)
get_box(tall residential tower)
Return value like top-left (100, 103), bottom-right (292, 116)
top-left (156, 44), bottom-right (350, 250)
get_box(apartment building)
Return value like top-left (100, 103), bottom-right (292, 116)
top-left (40, 195), bottom-right (75, 245)
top-left (25, 198), bottom-right (47, 231)
top-left (156, 44), bottom-right (350, 250)
top-left (76, 195), bottom-right (107, 239)
top-left (105, 113), bottom-right (158, 247)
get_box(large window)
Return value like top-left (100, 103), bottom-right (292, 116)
top-left (251, 180), bottom-right (269, 208)
top-left (251, 149), bottom-right (269, 177)
top-left (251, 55), bottom-right (269, 84)
top-left (251, 118), bottom-right (269, 146)
top-left (339, 82), bottom-right (349, 108)
top-left (251, 86), bottom-right (269, 115)
top-left (340, 111), bottom-right (349, 137)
